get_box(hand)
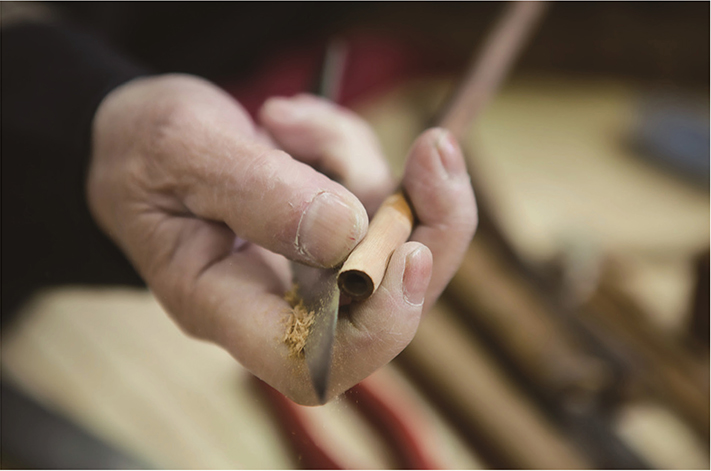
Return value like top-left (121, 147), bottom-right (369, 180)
top-left (88, 74), bottom-right (477, 405)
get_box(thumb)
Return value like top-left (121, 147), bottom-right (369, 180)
top-left (91, 73), bottom-right (368, 267)
top-left (173, 124), bottom-right (368, 268)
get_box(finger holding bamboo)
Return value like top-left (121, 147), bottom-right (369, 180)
top-left (339, 128), bottom-right (477, 311)
top-left (403, 128), bottom-right (477, 313)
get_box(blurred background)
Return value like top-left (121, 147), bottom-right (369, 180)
top-left (2, 1), bottom-right (709, 469)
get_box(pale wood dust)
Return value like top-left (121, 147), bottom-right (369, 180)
top-left (282, 285), bottom-right (315, 358)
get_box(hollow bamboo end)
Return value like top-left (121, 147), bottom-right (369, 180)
top-left (338, 191), bottom-right (414, 302)
top-left (338, 270), bottom-right (374, 301)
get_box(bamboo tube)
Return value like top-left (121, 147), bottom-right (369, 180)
top-left (688, 250), bottom-right (710, 352)
top-left (580, 270), bottom-right (711, 440)
top-left (446, 233), bottom-right (613, 406)
top-left (338, 191), bottom-right (414, 300)
top-left (436, 1), bottom-right (547, 139)
top-left (396, 301), bottom-right (591, 469)
top-left (444, 233), bottom-right (650, 468)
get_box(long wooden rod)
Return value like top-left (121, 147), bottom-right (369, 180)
top-left (438, 1), bottom-right (547, 138)
top-left (398, 302), bottom-right (591, 469)
top-left (338, 1), bottom-right (547, 300)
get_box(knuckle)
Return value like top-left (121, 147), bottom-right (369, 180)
top-left (145, 264), bottom-right (206, 338)
top-left (459, 203), bottom-right (479, 235)
top-left (177, 314), bottom-right (209, 340)
top-left (146, 99), bottom-right (196, 157)
top-left (242, 148), bottom-right (287, 191)
top-left (161, 282), bottom-right (211, 341)
top-left (446, 207), bottom-right (479, 240)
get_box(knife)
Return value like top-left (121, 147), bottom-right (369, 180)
top-left (288, 38), bottom-right (350, 404)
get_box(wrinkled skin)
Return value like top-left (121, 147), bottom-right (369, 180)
top-left (88, 74), bottom-right (477, 405)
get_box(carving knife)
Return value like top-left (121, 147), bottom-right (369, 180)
top-left (289, 38), bottom-right (349, 404)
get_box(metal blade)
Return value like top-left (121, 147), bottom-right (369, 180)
top-left (291, 262), bottom-right (340, 403)
top-left (287, 38), bottom-right (346, 404)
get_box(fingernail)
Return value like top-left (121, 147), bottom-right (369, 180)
top-left (402, 247), bottom-right (430, 306)
top-left (435, 129), bottom-right (466, 177)
top-left (297, 192), bottom-right (366, 267)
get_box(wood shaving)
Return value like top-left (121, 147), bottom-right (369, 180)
top-left (283, 284), bottom-right (315, 358)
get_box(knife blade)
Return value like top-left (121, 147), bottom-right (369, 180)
top-left (287, 39), bottom-right (351, 403)
top-left (290, 262), bottom-right (340, 403)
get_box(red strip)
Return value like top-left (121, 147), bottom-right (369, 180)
top-left (220, 32), bottom-right (451, 117)
top-left (344, 376), bottom-right (443, 469)
top-left (254, 378), bottom-right (343, 469)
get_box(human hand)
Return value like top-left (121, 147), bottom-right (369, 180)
top-left (88, 74), bottom-right (476, 405)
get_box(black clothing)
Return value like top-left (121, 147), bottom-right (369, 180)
top-left (2, 3), bottom-right (365, 323)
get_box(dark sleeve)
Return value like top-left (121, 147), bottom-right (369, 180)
top-left (2, 21), bottom-right (152, 323)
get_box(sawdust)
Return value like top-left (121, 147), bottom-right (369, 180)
top-left (282, 284), bottom-right (315, 358)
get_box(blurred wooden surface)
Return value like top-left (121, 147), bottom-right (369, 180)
top-left (446, 233), bottom-right (612, 403)
top-left (2, 288), bottom-right (291, 469)
top-left (1, 287), bottom-right (482, 469)
top-left (398, 302), bottom-right (591, 469)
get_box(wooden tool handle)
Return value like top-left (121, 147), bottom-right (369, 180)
top-left (338, 191), bottom-right (414, 300)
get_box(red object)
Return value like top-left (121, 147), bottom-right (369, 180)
top-left (220, 33), bottom-right (449, 116)
top-left (344, 377), bottom-right (442, 469)
top-left (255, 378), bottom-right (342, 469)
top-left (254, 374), bottom-right (444, 470)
